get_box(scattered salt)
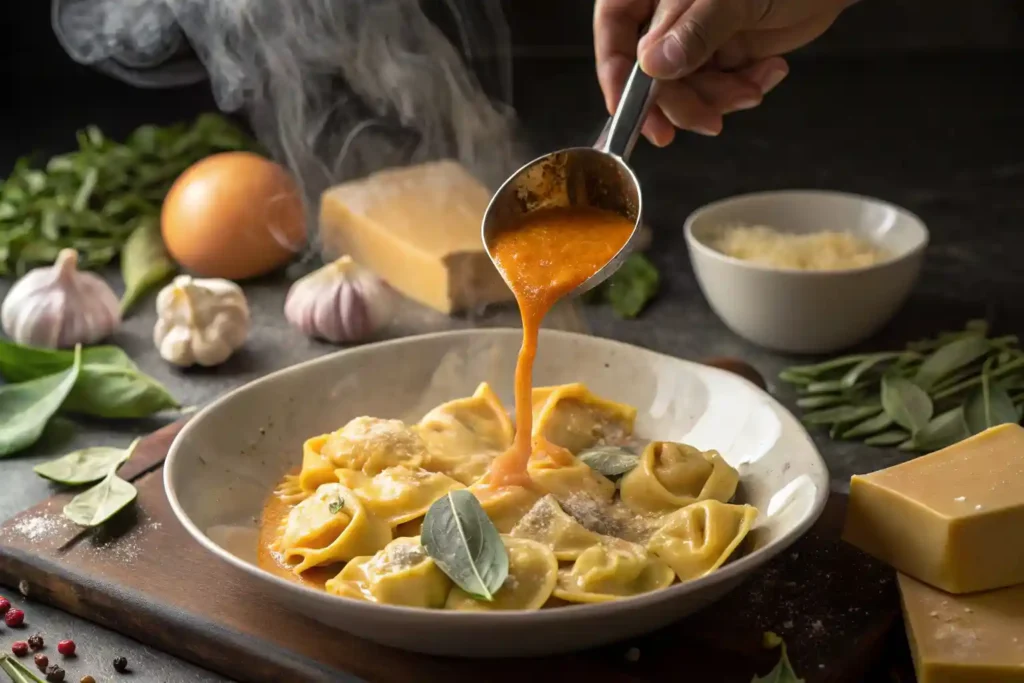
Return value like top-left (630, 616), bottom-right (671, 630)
top-left (9, 515), bottom-right (66, 542)
top-left (782, 621), bottom-right (794, 629)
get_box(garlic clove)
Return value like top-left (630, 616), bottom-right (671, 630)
top-left (1, 249), bottom-right (121, 349)
top-left (284, 256), bottom-right (396, 344)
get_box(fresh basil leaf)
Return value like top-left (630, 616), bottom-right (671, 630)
top-left (578, 445), bottom-right (639, 477)
top-left (795, 394), bottom-right (848, 409)
top-left (909, 407), bottom-right (971, 452)
top-left (751, 633), bottom-right (805, 683)
top-left (864, 429), bottom-right (910, 447)
top-left (964, 378), bottom-right (1018, 435)
top-left (422, 490), bottom-right (508, 601)
top-left (840, 411), bottom-right (894, 439)
top-left (881, 374), bottom-right (933, 433)
top-left (119, 218), bottom-right (176, 315)
top-left (914, 336), bottom-right (991, 391)
top-left (584, 253), bottom-right (660, 319)
top-left (837, 353), bottom-right (906, 389)
top-left (0, 345), bottom-right (82, 457)
top-left (62, 363), bottom-right (180, 419)
top-left (63, 469), bottom-right (138, 527)
top-left (33, 444), bottom-right (132, 485)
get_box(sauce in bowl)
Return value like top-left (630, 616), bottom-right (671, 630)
top-left (485, 206), bottom-right (634, 488)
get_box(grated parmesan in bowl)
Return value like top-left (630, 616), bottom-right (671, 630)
top-left (708, 224), bottom-right (890, 272)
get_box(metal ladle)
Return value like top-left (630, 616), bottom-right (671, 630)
top-left (481, 59), bottom-right (658, 296)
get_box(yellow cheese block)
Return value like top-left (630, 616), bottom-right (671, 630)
top-left (844, 423), bottom-right (1024, 594)
top-left (899, 573), bottom-right (1024, 683)
top-left (319, 160), bottom-right (513, 314)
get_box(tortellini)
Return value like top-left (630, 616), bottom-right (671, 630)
top-left (527, 439), bottom-right (616, 503)
top-left (554, 539), bottom-right (674, 603)
top-left (468, 481), bottom-right (542, 533)
top-left (321, 417), bottom-right (427, 476)
top-left (647, 500), bottom-right (758, 581)
top-left (416, 383), bottom-right (514, 485)
top-left (510, 495), bottom-right (603, 561)
top-left (532, 384), bottom-right (637, 454)
top-left (336, 465), bottom-right (463, 527)
top-left (445, 537), bottom-right (557, 611)
top-left (278, 483), bottom-right (392, 573)
top-left (619, 441), bottom-right (739, 515)
top-left (326, 537), bottom-right (451, 608)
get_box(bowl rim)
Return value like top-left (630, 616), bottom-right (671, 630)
top-left (164, 328), bottom-right (830, 626)
top-left (683, 188), bottom-right (930, 277)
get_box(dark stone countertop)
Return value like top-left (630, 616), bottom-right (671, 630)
top-left (2, 50), bottom-right (1022, 682)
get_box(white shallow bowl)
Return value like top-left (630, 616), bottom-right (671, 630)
top-left (165, 329), bottom-right (829, 657)
top-left (685, 190), bottom-right (929, 354)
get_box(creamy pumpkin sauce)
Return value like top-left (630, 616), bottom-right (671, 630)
top-left (257, 474), bottom-right (338, 589)
top-left (485, 206), bottom-right (634, 488)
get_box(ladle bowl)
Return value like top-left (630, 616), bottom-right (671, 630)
top-left (481, 61), bottom-right (658, 296)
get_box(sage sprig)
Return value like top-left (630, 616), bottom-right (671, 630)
top-left (780, 320), bottom-right (1024, 453)
top-left (33, 445), bottom-right (131, 485)
top-left (58, 438), bottom-right (141, 527)
top-left (421, 490), bottom-right (508, 601)
top-left (578, 445), bottom-right (640, 478)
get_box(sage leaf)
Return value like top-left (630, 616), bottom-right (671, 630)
top-left (34, 445), bottom-right (132, 485)
top-left (910, 407), bottom-right (971, 452)
top-left (783, 354), bottom-right (874, 379)
top-left (578, 445), bottom-right (640, 477)
top-left (881, 374), bottom-right (933, 433)
top-left (914, 336), bottom-right (991, 391)
top-left (63, 469), bottom-right (138, 527)
top-left (62, 363), bottom-right (180, 418)
top-left (839, 352), bottom-right (905, 389)
top-left (841, 412), bottom-right (894, 439)
top-left (964, 379), bottom-right (1018, 435)
top-left (864, 429), bottom-right (909, 447)
top-left (796, 394), bottom-right (848, 409)
top-left (801, 403), bottom-right (881, 426)
top-left (119, 218), bottom-right (176, 315)
top-left (752, 633), bottom-right (805, 683)
top-left (422, 490), bottom-right (508, 601)
top-left (0, 345), bottom-right (82, 457)
top-left (778, 369), bottom-right (814, 385)
top-left (0, 340), bottom-right (134, 382)
top-left (583, 253), bottom-right (660, 319)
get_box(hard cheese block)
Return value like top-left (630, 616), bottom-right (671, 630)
top-left (899, 573), bottom-right (1024, 682)
top-left (844, 423), bottom-right (1024, 594)
top-left (319, 160), bottom-right (512, 314)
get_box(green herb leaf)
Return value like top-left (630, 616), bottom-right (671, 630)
top-left (583, 253), bottom-right (660, 319)
top-left (838, 352), bottom-right (906, 389)
top-left (796, 394), bottom-right (849, 409)
top-left (578, 445), bottom-right (640, 477)
top-left (422, 490), bottom-right (509, 601)
top-left (0, 345), bottom-right (82, 457)
top-left (0, 339), bottom-right (134, 382)
top-left (63, 448), bottom-right (139, 527)
top-left (33, 444), bottom-right (132, 485)
top-left (909, 407), bottom-right (971, 451)
top-left (782, 354), bottom-right (875, 380)
top-left (914, 336), bottom-right (991, 391)
top-left (964, 377), bottom-right (1018, 435)
top-left (840, 412), bottom-right (894, 439)
top-left (751, 632), bottom-right (804, 683)
top-left (328, 496), bottom-right (345, 515)
top-left (0, 654), bottom-right (48, 683)
top-left (881, 374), bottom-right (933, 433)
top-left (864, 429), bottom-right (910, 446)
top-left (119, 218), bottom-right (176, 315)
top-left (63, 362), bottom-right (180, 418)
top-left (801, 403), bottom-right (881, 426)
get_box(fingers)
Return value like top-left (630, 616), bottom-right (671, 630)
top-left (594, 0), bottom-right (654, 113)
top-left (714, 8), bottom-right (846, 69)
top-left (638, 0), bottom-right (758, 79)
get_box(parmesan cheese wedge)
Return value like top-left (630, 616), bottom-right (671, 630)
top-left (319, 160), bottom-right (513, 314)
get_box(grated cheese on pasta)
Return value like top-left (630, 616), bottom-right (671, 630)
top-left (709, 224), bottom-right (889, 271)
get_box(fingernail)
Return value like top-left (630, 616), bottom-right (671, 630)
top-left (729, 98), bottom-right (761, 112)
top-left (645, 35), bottom-right (686, 77)
top-left (757, 68), bottom-right (788, 95)
top-left (693, 125), bottom-right (721, 137)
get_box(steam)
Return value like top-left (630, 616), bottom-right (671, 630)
top-left (55, 0), bottom-right (526, 226)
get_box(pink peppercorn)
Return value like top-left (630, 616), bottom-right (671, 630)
top-left (11, 641), bottom-right (29, 657)
top-left (5, 608), bottom-right (25, 627)
top-left (57, 640), bottom-right (76, 657)
top-left (0, 597), bottom-right (11, 613)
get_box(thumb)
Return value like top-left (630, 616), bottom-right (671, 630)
top-left (639, 0), bottom-right (755, 78)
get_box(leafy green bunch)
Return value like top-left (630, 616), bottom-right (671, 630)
top-left (780, 320), bottom-right (1024, 452)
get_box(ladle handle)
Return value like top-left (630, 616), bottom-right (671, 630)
top-left (595, 61), bottom-right (659, 161)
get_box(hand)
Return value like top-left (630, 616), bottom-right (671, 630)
top-left (595, 0), bottom-right (854, 145)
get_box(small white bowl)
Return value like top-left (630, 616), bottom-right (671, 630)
top-left (684, 190), bottom-right (928, 354)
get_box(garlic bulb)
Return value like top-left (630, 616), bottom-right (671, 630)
top-left (284, 256), bottom-right (396, 343)
top-left (153, 275), bottom-right (250, 367)
top-left (1, 249), bottom-right (120, 348)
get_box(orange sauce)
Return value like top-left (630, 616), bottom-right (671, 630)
top-left (257, 482), bottom-right (339, 589)
top-left (485, 206), bottom-right (633, 488)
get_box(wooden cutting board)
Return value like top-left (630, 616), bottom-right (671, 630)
top-left (0, 421), bottom-right (901, 683)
